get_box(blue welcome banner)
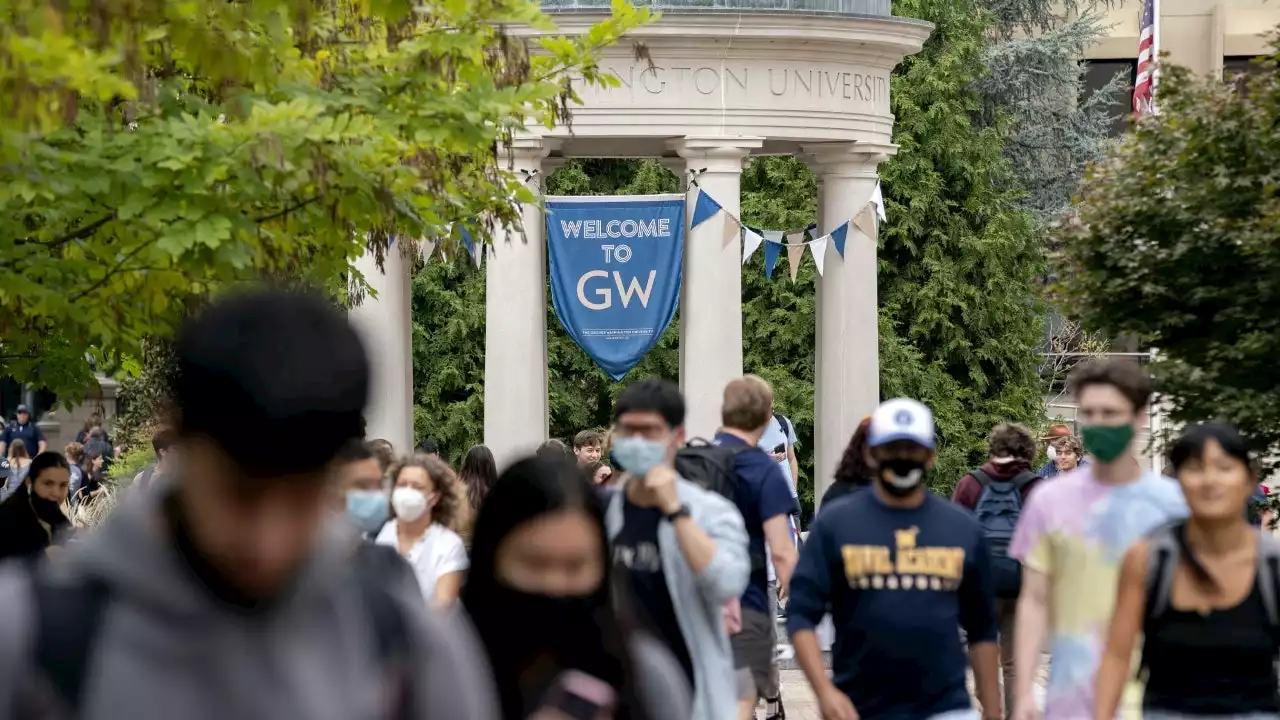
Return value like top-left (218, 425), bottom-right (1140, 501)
top-left (545, 195), bottom-right (685, 380)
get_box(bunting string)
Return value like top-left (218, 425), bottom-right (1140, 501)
top-left (687, 182), bottom-right (886, 280)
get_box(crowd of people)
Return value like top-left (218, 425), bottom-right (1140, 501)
top-left (0, 288), bottom-right (1273, 720)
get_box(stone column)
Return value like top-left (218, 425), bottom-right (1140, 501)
top-left (484, 137), bottom-right (557, 470)
top-left (804, 143), bottom-right (895, 504)
top-left (669, 136), bottom-right (762, 439)
top-left (350, 244), bottom-right (415, 453)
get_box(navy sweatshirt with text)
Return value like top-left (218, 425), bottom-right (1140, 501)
top-left (787, 489), bottom-right (997, 719)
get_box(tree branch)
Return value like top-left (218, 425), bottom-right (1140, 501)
top-left (22, 214), bottom-right (116, 249)
top-left (254, 197), bottom-right (319, 224)
top-left (70, 242), bottom-right (152, 303)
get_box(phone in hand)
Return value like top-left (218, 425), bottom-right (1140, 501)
top-left (533, 670), bottom-right (616, 720)
top-left (772, 443), bottom-right (786, 456)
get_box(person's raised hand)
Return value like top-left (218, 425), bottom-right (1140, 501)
top-left (645, 464), bottom-right (680, 515)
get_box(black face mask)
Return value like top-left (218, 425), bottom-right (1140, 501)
top-left (876, 458), bottom-right (927, 497)
top-left (28, 491), bottom-right (66, 524)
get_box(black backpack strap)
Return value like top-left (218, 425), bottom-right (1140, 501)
top-left (970, 468), bottom-right (994, 487)
top-left (1144, 523), bottom-right (1180, 622)
top-left (353, 543), bottom-right (415, 720)
top-left (33, 573), bottom-right (111, 714)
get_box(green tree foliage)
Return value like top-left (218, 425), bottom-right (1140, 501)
top-left (1055, 54), bottom-right (1280, 477)
top-left (881, 0), bottom-right (1046, 494)
top-left (0, 0), bottom-right (648, 400)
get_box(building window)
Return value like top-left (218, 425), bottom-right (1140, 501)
top-left (1083, 59), bottom-right (1137, 138)
top-left (1224, 56), bottom-right (1265, 94)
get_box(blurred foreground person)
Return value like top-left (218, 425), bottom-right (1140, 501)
top-left (0, 289), bottom-right (495, 719)
top-left (462, 455), bottom-right (691, 720)
top-left (1096, 423), bottom-right (1280, 719)
top-left (0, 452), bottom-right (72, 562)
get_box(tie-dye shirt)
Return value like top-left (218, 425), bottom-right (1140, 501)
top-left (1010, 467), bottom-right (1187, 719)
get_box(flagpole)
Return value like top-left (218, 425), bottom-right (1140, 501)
top-left (1151, 0), bottom-right (1162, 107)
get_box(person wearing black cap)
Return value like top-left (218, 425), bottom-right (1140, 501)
top-left (0, 288), bottom-right (496, 719)
top-left (0, 404), bottom-right (46, 457)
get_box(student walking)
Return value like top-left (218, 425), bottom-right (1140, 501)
top-left (606, 378), bottom-right (750, 720)
top-left (1095, 422), bottom-right (1280, 720)
top-left (789, 398), bottom-right (1003, 720)
top-left (463, 454), bottom-right (691, 720)
top-left (1010, 359), bottom-right (1188, 720)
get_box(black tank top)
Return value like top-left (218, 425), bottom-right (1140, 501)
top-left (1143, 579), bottom-right (1280, 714)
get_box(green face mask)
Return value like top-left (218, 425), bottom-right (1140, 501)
top-left (1081, 423), bottom-right (1135, 463)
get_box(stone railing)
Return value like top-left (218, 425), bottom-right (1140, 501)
top-left (540, 0), bottom-right (892, 17)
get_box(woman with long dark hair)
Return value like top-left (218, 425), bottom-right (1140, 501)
top-left (460, 444), bottom-right (498, 512)
top-left (820, 416), bottom-right (874, 507)
top-left (461, 455), bottom-right (690, 720)
top-left (0, 451), bottom-right (72, 561)
top-left (74, 443), bottom-right (107, 505)
top-left (1096, 422), bottom-right (1278, 719)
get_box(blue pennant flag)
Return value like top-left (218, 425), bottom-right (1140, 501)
top-left (545, 195), bottom-right (686, 380)
top-left (459, 225), bottom-right (474, 255)
top-left (764, 238), bottom-right (783, 279)
top-left (690, 189), bottom-right (723, 230)
top-left (830, 222), bottom-right (850, 259)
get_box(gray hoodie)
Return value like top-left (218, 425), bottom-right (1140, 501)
top-left (0, 487), bottom-right (498, 720)
top-left (605, 477), bottom-right (749, 720)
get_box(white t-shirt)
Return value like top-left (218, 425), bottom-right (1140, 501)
top-left (760, 415), bottom-right (800, 584)
top-left (375, 521), bottom-right (469, 602)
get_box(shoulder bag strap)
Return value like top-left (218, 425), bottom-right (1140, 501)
top-left (970, 468), bottom-right (994, 487)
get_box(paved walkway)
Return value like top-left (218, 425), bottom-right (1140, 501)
top-left (770, 665), bottom-right (1048, 720)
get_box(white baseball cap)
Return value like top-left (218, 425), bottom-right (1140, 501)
top-left (868, 398), bottom-right (936, 450)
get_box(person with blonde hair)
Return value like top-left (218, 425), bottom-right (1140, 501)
top-left (376, 453), bottom-right (469, 607)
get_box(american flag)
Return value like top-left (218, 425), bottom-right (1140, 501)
top-left (1133, 0), bottom-right (1156, 115)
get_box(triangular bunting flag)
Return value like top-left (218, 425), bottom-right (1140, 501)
top-left (870, 182), bottom-right (887, 222)
top-left (742, 227), bottom-right (764, 264)
top-left (764, 239), bottom-right (782, 279)
top-left (785, 231), bottom-right (806, 246)
top-left (786, 243), bottom-right (805, 283)
top-left (810, 236), bottom-right (829, 276)
top-left (830, 222), bottom-right (850, 259)
top-left (853, 206), bottom-right (876, 239)
top-left (722, 214), bottom-right (741, 249)
top-left (763, 229), bottom-right (785, 244)
top-left (691, 189), bottom-right (723, 230)
top-left (805, 223), bottom-right (818, 234)
top-left (419, 238), bottom-right (436, 262)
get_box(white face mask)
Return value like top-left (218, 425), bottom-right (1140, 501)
top-left (1047, 445), bottom-right (1058, 461)
top-left (391, 487), bottom-right (430, 522)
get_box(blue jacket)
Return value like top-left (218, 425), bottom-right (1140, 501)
top-left (605, 477), bottom-right (749, 720)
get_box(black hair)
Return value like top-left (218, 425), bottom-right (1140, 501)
top-left (460, 445), bottom-right (498, 510)
top-left (1168, 422), bottom-right (1257, 592)
top-left (462, 455), bottom-right (649, 720)
top-left (418, 437), bottom-right (439, 455)
top-left (173, 288), bottom-right (369, 479)
top-left (613, 378), bottom-right (685, 428)
top-left (335, 437), bottom-right (375, 464)
top-left (27, 451), bottom-right (70, 484)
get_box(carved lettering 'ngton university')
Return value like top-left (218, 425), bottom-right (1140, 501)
top-left (602, 65), bottom-right (888, 106)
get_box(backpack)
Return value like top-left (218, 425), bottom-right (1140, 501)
top-left (772, 413), bottom-right (793, 444)
top-left (971, 468), bottom-right (1039, 598)
top-left (674, 439), bottom-right (767, 573)
top-left (675, 438), bottom-right (749, 502)
top-left (30, 543), bottom-right (416, 719)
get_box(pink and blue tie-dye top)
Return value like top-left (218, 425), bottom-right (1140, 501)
top-left (1010, 467), bottom-right (1187, 719)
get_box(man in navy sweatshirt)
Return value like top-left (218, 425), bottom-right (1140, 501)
top-left (787, 398), bottom-right (1002, 720)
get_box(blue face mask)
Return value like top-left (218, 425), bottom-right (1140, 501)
top-left (611, 436), bottom-right (670, 477)
top-left (346, 490), bottom-right (389, 534)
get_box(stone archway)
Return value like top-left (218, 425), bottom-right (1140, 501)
top-left (354, 4), bottom-right (931, 500)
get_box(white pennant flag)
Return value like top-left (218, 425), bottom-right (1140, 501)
top-left (763, 229), bottom-right (786, 244)
top-left (809, 236), bottom-right (829, 276)
top-left (742, 227), bottom-right (764, 264)
top-left (870, 182), bottom-right (886, 222)
top-left (419, 238), bottom-right (437, 262)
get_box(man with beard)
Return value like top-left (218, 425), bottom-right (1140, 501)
top-left (786, 398), bottom-right (1003, 720)
top-left (0, 289), bottom-right (494, 719)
